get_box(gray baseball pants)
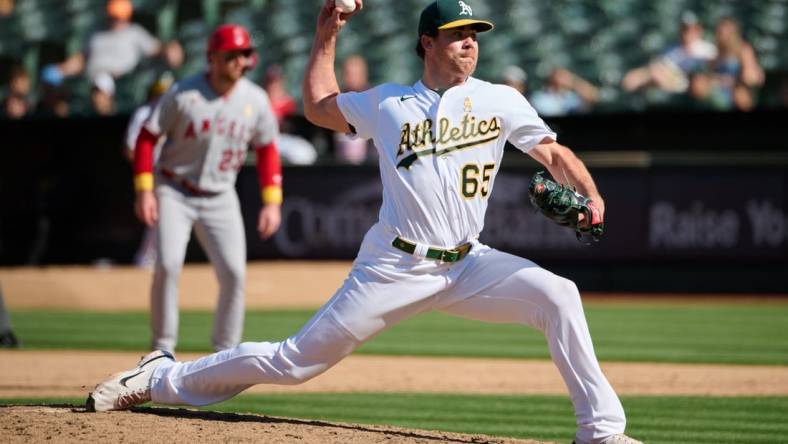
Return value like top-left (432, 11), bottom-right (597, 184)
top-left (150, 183), bottom-right (247, 353)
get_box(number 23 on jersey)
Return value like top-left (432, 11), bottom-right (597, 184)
top-left (219, 148), bottom-right (246, 172)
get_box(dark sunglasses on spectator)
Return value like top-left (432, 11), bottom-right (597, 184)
top-left (223, 49), bottom-right (253, 61)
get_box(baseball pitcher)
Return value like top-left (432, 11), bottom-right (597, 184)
top-left (132, 24), bottom-right (283, 353)
top-left (88, 3), bottom-right (641, 444)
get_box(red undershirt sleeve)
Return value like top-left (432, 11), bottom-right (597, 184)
top-left (254, 142), bottom-right (283, 205)
top-left (133, 127), bottom-right (160, 192)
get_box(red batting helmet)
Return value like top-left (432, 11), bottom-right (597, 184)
top-left (207, 24), bottom-right (257, 71)
top-left (208, 24), bottom-right (253, 53)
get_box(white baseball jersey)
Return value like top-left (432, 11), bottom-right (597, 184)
top-left (145, 74), bottom-right (279, 193)
top-left (336, 77), bottom-right (556, 247)
top-left (125, 99), bottom-right (166, 158)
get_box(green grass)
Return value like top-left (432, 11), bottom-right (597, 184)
top-left (9, 303), bottom-right (788, 364)
top-left (4, 394), bottom-right (788, 444)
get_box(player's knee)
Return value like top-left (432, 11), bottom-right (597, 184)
top-left (265, 342), bottom-right (325, 385)
top-left (228, 267), bottom-right (245, 285)
top-left (555, 279), bottom-right (583, 319)
top-left (218, 262), bottom-right (245, 288)
top-left (232, 342), bottom-right (317, 385)
top-left (155, 257), bottom-right (183, 278)
top-left (270, 357), bottom-right (320, 385)
top-left (542, 276), bottom-right (583, 320)
top-left (277, 367), bottom-right (319, 385)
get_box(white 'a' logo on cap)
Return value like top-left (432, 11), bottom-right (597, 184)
top-left (458, 1), bottom-right (473, 16)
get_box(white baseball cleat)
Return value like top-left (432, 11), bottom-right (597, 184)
top-left (86, 350), bottom-right (174, 412)
top-left (574, 434), bottom-right (644, 444)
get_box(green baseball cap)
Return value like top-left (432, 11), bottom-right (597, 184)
top-left (418, 0), bottom-right (494, 36)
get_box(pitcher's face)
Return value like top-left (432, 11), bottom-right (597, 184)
top-left (428, 26), bottom-right (479, 78)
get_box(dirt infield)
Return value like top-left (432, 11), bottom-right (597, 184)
top-left (0, 405), bottom-right (545, 444)
top-left (2, 263), bottom-right (785, 311)
top-left (0, 262), bottom-right (352, 310)
top-left (2, 351), bottom-right (788, 399)
top-left (2, 263), bottom-right (787, 443)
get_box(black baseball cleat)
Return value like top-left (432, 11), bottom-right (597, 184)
top-left (86, 350), bottom-right (175, 412)
top-left (0, 330), bottom-right (20, 348)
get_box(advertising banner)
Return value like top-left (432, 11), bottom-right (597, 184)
top-left (240, 166), bottom-right (787, 264)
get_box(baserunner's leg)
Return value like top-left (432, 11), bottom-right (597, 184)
top-left (193, 191), bottom-right (246, 351)
top-left (151, 185), bottom-right (197, 353)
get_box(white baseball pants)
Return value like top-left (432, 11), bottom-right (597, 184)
top-left (150, 223), bottom-right (625, 443)
top-left (150, 183), bottom-right (247, 353)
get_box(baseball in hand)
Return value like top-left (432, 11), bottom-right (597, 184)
top-left (334, 0), bottom-right (356, 13)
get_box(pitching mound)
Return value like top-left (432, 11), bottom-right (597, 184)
top-left (1, 405), bottom-right (547, 444)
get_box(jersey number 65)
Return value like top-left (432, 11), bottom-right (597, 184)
top-left (461, 162), bottom-right (495, 199)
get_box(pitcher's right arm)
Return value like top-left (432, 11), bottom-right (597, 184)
top-left (302, 0), bottom-right (362, 133)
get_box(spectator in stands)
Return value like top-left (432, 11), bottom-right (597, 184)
top-left (161, 40), bottom-right (185, 75)
top-left (263, 65), bottom-right (297, 126)
top-left (0, 0), bottom-right (13, 17)
top-left (340, 54), bottom-right (370, 92)
top-left (2, 65), bottom-right (31, 119)
top-left (529, 68), bottom-right (599, 116)
top-left (47, 0), bottom-right (181, 82)
top-left (334, 55), bottom-right (373, 164)
top-left (34, 67), bottom-right (70, 118)
top-left (622, 11), bottom-right (717, 94)
top-left (262, 65), bottom-right (318, 165)
top-left (706, 17), bottom-right (764, 111)
top-left (7, 65), bottom-right (31, 98)
top-left (89, 72), bottom-right (116, 116)
top-left (501, 65), bottom-right (527, 96)
top-left (685, 71), bottom-right (718, 110)
top-left (2, 94), bottom-right (28, 119)
top-left (145, 39), bottom-right (186, 82)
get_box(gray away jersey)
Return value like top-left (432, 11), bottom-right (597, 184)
top-left (337, 77), bottom-right (556, 247)
top-left (145, 74), bottom-right (279, 193)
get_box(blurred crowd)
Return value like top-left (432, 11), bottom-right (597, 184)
top-left (501, 11), bottom-right (786, 116)
top-left (2, 0), bottom-right (183, 119)
top-left (2, 1), bottom-right (788, 162)
top-left (620, 12), bottom-right (766, 112)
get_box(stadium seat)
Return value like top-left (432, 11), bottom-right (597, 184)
top-left (16, 0), bottom-right (70, 42)
top-left (3, 0), bottom-right (787, 114)
top-left (0, 14), bottom-right (23, 58)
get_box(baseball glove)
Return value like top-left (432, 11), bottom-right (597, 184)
top-left (528, 171), bottom-right (604, 242)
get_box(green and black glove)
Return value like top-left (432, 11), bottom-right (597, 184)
top-left (528, 171), bottom-right (604, 242)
